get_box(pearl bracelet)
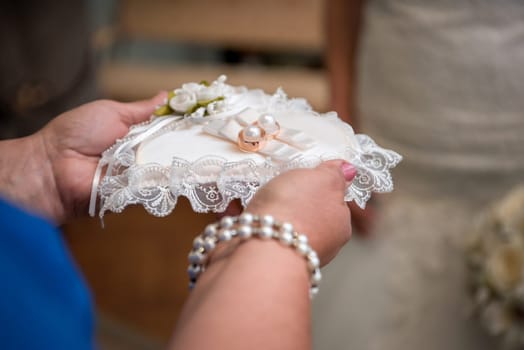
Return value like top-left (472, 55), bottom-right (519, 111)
top-left (187, 213), bottom-right (322, 298)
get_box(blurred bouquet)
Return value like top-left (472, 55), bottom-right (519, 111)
top-left (466, 185), bottom-right (524, 347)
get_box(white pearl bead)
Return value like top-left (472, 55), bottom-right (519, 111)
top-left (203, 237), bottom-right (216, 251)
top-left (204, 224), bottom-right (218, 237)
top-left (237, 225), bottom-right (252, 239)
top-left (220, 216), bottom-right (234, 229)
top-left (261, 215), bottom-right (275, 227)
top-left (193, 237), bottom-right (205, 250)
top-left (307, 254), bottom-right (320, 270)
top-left (297, 234), bottom-right (308, 244)
top-left (296, 242), bottom-right (310, 256)
top-left (310, 268), bottom-right (322, 284)
top-left (279, 231), bottom-right (293, 246)
top-left (258, 114), bottom-right (279, 134)
top-left (258, 114), bottom-right (276, 127)
top-left (187, 265), bottom-right (201, 279)
top-left (243, 125), bottom-right (263, 141)
top-left (308, 251), bottom-right (318, 262)
top-left (310, 286), bottom-right (319, 298)
top-left (259, 226), bottom-right (273, 239)
top-left (280, 222), bottom-right (294, 234)
top-left (239, 212), bottom-right (254, 225)
top-left (188, 251), bottom-right (206, 264)
top-left (218, 229), bottom-right (233, 241)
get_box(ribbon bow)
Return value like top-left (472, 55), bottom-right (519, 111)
top-left (203, 108), bottom-right (316, 161)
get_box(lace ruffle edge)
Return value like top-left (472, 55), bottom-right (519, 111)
top-left (94, 134), bottom-right (402, 218)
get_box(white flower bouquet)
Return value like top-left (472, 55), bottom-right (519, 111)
top-left (466, 185), bottom-right (524, 347)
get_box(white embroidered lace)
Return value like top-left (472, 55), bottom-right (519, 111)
top-left (92, 132), bottom-right (401, 218)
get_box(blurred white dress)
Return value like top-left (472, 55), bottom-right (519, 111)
top-left (313, 1), bottom-right (524, 349)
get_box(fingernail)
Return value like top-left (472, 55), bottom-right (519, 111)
top-left (341, 162), bottom-right (357, 181)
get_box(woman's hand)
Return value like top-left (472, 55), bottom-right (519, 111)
top-left (246, 160), bottom-right (357, 266)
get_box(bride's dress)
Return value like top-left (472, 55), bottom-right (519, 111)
top-left (313, 1), bottom-right (524, 349)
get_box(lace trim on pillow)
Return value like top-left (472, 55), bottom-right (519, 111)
top-left (93, 133), bottom-right (402, 218)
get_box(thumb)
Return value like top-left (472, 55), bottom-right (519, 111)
top-left (120, 91), bottom-right (168, 126)
top-left (317, 160), bottom-right (358, 183)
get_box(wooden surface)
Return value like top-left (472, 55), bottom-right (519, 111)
top-left (117, 0), bottom-right (324, 51)
top-left (64, 199), bottom-right (216, 343)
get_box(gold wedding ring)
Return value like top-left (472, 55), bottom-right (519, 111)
top-left (237, 125), bottom-right (267, 152)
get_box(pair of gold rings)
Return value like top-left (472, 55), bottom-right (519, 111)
top-left (237, 114), bottom-right (281, 152)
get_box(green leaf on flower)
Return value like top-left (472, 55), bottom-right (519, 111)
top-left (198, 96), bottom-right (224, 105)
top-left (185, 96), bottom-right (225, 116)
top-left (153, 104), bottom-right (173, 116)
top-left (153, 86), bottom-right (225, 117)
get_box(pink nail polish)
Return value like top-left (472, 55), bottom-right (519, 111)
top-left (341, 163), bottom-right (357, 181)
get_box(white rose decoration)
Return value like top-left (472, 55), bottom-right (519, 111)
top-left (197, 86), bottom-right (221, 101)
top-left (169, 90), bottom-right (197, 113)
top-left (181, 83), bottom-right (204, 94)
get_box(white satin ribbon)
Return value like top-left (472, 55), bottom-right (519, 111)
top-left (88, 115), bottom-right (183, 217)
top-left (203, 119), bottom-right (303, 161)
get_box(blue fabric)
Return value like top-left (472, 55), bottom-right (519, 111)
top-left (0, 198), bottom-right (94, 350)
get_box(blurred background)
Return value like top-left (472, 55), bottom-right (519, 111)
top-left (5, 1), bottom-right (523, 349)
top-left (0, 0), bottom-right (328, 348)
top-left (92, 0), bottom-right (327, 109)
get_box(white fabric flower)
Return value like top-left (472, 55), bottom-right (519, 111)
top-left (169, 90), bottom-right (197, 113)
top-left (197, 86), bottom-right (221, 101)
top-left (288, 98), bottom-right (312, 111)
top-left (180, 83), bottom-right (204, 94)
top-left (190, 107), bottom-right (206, 118)
top-left (206, 100), bottom-right (225, 115)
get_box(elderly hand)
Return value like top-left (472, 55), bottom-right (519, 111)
top-left (0, 94), bottom-right (165, 224)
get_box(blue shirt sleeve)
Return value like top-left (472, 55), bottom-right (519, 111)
top-left (0, 198), bottom-right (95, 350)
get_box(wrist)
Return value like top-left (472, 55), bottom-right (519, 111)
top-left (0, 134), bottom-right (63, 223)
top-left (173, 220), bottom-right (312, 349)
top-left (199, 238), bottom-right (310, 289)
top-left (188, 213), bottom-right (321, 298)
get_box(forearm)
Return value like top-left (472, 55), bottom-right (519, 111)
top-left (0, 134), bottom-right (61, 223)
top-left (325, 0), bottom-right (364, 128)
top-left (170, 238), bottom-right (311, 350)
top-left (170, 162), bottom-right (353, 349)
